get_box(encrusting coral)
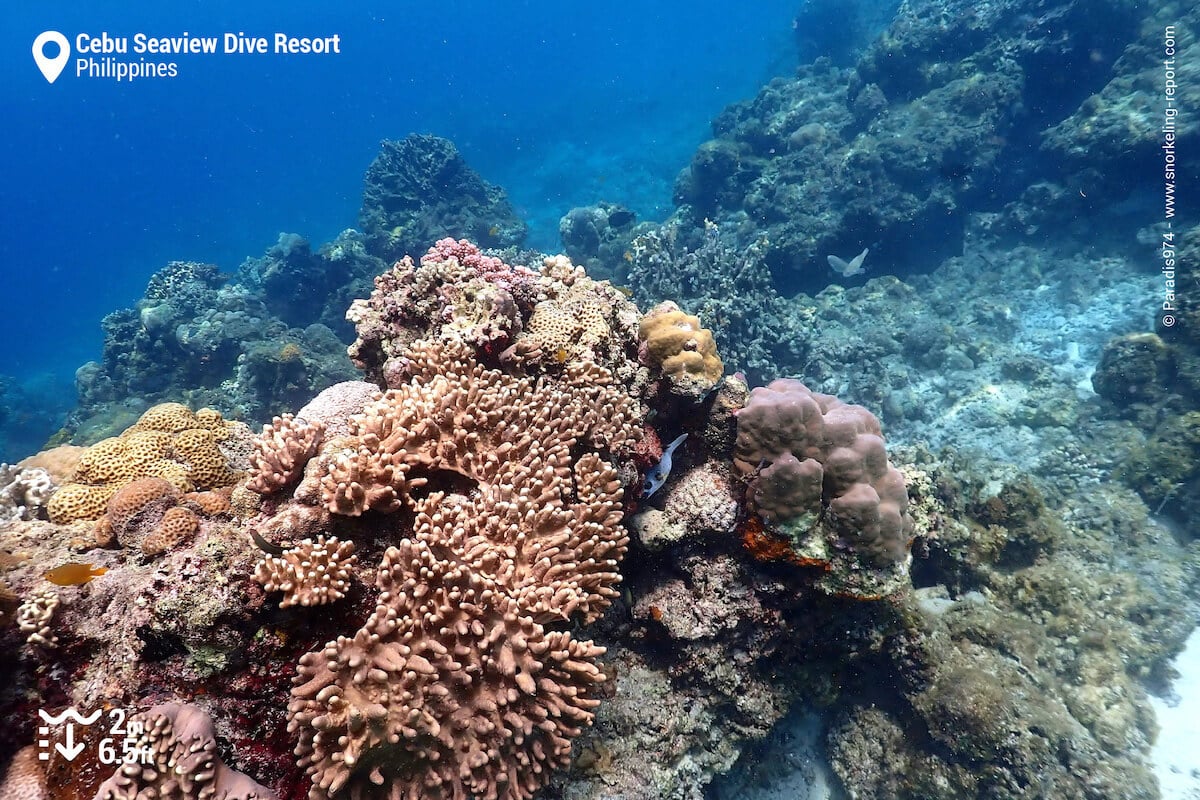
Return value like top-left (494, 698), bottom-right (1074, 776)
top-left (638, 300), bottom-right (724, 399)
top-left (0, 746), bottom-right (48, 800)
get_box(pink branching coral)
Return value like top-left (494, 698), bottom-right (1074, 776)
top-left (247, 414), bottom-right (326, 495)
top-left (254, 535), bottom-right (357, 608)
top-left (346, 240), bottom-right (538, 384)
top-left (284, 338), bottom-right (638, 800)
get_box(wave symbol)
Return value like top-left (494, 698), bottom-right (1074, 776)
top-left (38, 708), bottom-right (103, 725)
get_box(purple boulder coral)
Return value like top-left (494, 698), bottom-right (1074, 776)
top-left (734, 378), bottom-right (912, 564)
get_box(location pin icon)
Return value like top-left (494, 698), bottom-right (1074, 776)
top-left (32, 31), bottom-right (70, 84)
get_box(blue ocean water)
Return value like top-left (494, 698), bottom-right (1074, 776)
top-left (0, 1), bottom-right (797, 459)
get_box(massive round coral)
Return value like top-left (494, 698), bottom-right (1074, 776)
top-left (734, 378), bottom-right (912, 565)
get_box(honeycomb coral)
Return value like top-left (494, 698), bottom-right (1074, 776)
top-left (47, 483), bottom-right (120, 526)
top-left (93, 703), bottom-right (276, 800)
top-left (173, 428), bottom-right (237, 489)
top-left (523, 279), bottom-right (612, 362)
top-left (47, 403), bottom-right (241, 523)
top-left (638, 300), bottom-right (724, 399)
top-left (142, 506), bottom-right (199, 556)
top-left (253, 535), bottom-right (357, 607)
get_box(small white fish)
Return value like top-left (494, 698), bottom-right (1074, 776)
top-left (827, 247), bottom-right (869, 277)
top-left (642, 433), bottom-right (688, 498)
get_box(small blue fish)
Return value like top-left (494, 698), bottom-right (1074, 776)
top-left (642, 433), bottom-right (688, 498)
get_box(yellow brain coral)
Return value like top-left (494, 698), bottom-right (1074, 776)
top-left (638, 300), bottom-right (724, 399)
top-left (47, 403), bottom-right (241, 524)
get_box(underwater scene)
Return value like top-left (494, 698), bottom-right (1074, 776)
top-left (1, 0), bottom-right (1197, 798)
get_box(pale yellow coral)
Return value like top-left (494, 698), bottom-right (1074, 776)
top-left (638, 300), bottom-right (724, 398)
top-left (49, 403), bottom-right (241, 523)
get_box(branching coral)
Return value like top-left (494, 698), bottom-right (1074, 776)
top-left (254, 535), bottom-right (357, 608)
top-left (289, 543), bottom-right (608, 800)
top-left (0, 465), bottom-right (54, 522)
top-left (282, 338), bottom-right (638, 800)
top-left (246, 413), bottom-right (326, 495)
top-left (16, 586), bottom-right (59, 650)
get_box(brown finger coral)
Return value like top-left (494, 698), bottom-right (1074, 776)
top-left (246, 414), bottom-right (325, 495)
top-left (284, 339), bottom-right (639, 800)
top-left (254, 535), bottom-right (357, 608)
top-left (93, 703), bottom-right (276, 800)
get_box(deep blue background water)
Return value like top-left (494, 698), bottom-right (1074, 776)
top-left (0, 1), bottom-right (798, 450)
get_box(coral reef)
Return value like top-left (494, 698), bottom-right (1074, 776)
top-left (48, 404), bottom-right (243, 525)
top-left (557, 202), bottom-right (644, 282)
top-left (359, 135), bottom-right (527, 264)
top-left (347, 239), bottom-right (645, 389)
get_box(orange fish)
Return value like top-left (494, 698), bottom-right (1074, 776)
top-left (43, 562), bottom-right (108, 586)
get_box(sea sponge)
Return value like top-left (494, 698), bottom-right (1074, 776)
top-left (638, 300), bottom-right (724, 399)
